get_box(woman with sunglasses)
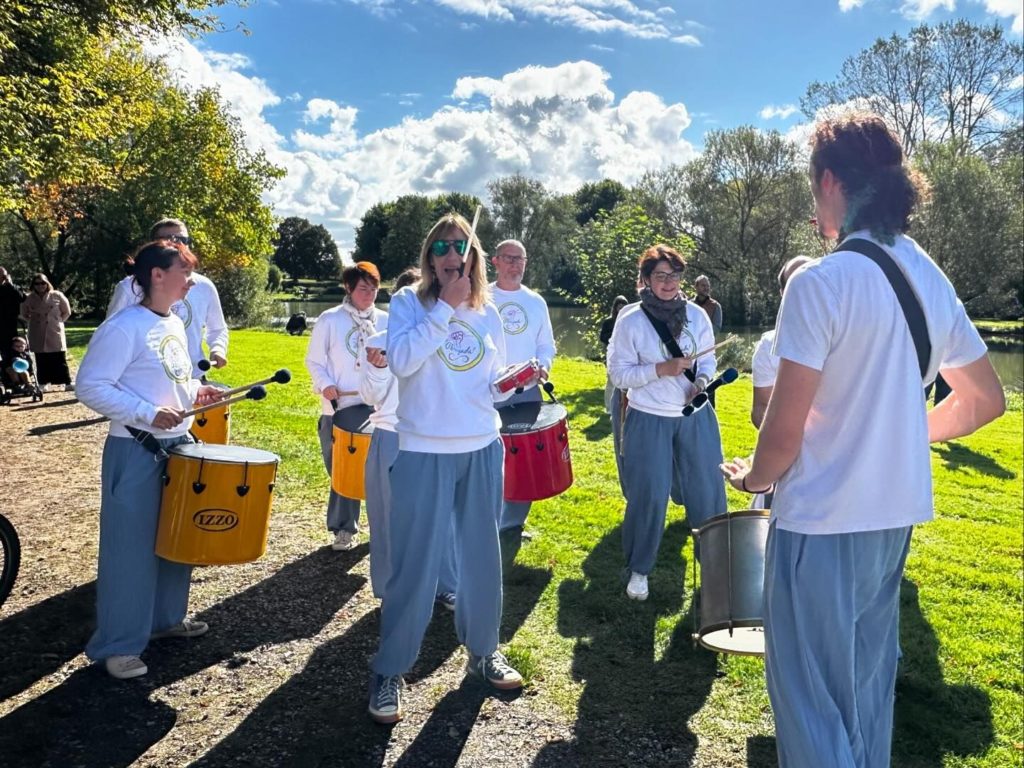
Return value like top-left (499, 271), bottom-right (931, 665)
top-left (305, 261), bottom-right (387, 551)
top-left (76, 240), bottom-right (223, 679)
top-left (20, 273), bottom-right (73, 391)
top-left (367, 213), bottom-right (530, 724)
top-left (606, 245), bottom-right (727, 602)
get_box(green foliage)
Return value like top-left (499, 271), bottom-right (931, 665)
top-left (266, 263), bottom-right (283, 292)
top-left (681, 126), bottom-right (817, 325)
top-left (213, 256), bottom-right (271, 326)
top-left (913, 140), bottom-right (1023, 318)
top-left (573, 178), bottom-right (628, 226)
top-left (273, 217), bottom-right (341, 281)
top-left (570, 204), bottom-right (694, 356)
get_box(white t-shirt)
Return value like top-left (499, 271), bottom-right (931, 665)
top-left (751, 329), bottom-right (779, 388)
top-left (76, 304), bottom-right (200, 438)
top-left (108, 273), bottom-right (228, 378)
top-left (771, 230), bottom-right (988, 535)
top-left (358, 328), bottom-right (398, 431)
top-left (489, 284), bottom-right (556, 375)
top-left (305, 303), bottom-right (388, 416)
top-left (607, 301), bottom-right (717, 417)
top-left (387, 287), bottom-right (510, 453)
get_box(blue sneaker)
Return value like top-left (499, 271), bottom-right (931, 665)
top-left (466, 650), bottom-right (522, 690)
top-left (368, 673), bottom-right (404, 724)
top-left (435, 591), bottom-right (456, 612)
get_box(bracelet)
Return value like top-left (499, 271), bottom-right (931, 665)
top-left (741, 475), bottom-right (774, 494)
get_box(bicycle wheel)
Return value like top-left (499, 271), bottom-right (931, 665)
top-left (0, 513), bottom-right (21, 607)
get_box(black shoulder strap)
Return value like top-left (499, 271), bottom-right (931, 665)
top-left (840, 238), bottom-right (931, 380)
top-left (640, 306), bottom-right (684, 358)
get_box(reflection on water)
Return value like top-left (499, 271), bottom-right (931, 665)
top-left (273, 301), bottom-right (1023, 391)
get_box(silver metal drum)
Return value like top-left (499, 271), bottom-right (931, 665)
top-left (694, 509), bottom-right (770, 656)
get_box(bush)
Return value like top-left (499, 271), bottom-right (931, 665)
top-left (267, 263), bottom-right (283, 292)
top-left (209, 258), bottom-right (272, 327)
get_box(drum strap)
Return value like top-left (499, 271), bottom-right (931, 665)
top-left (840, 238), bottom-right (932, 382)
top-left (640, 307), bottom-right (697, 383)
top-left (126, 426), bottom-right (170, 461)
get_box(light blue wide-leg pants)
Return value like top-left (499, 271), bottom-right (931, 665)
top-left (85, 434), bottom-right (194, 661)
top-left (764, 523), bottom-right (912, 768)
top-left (365, 428), bottom-right (457, 599)
top-left (620, 406), bottom-right (726, 574)
top-left (372, 440), bottom-right (504, 676)
top-left (317, 414), bottom-right (361, 534)
top-left (498, 385), bottom-right (543, 533)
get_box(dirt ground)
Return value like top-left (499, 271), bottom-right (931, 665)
top-left (0, 393), bottom-right (582, 768)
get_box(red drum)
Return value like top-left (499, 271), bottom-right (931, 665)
top-left (498, 401), bottom-right (573, 502)
top-left (495, 359), bottom-right (540, 394)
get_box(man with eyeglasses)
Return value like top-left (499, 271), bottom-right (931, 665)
top-left (107, 218), bottom-right (229, 378)
top-left (0, 266), bottom-right (27, 361)
top-left (489, 239), bottom-right (556, 555)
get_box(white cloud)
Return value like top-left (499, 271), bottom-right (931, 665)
top-left (760, 104), bottom-right (799, 120)
top-left (670, 34), bottom-right (701, 46)
top-left (838, 0), bottom-right (866, 10)
top-left (1010, 74), bottom-right (1024, 89)
top-left (347, 0), bottom-right (701, 44)
top-left (149, 44), bottom-right (696, 250)
top-left (899, 0), bottom-right (955, 20)
top-left (977, 0), bottom-right (1024, 33)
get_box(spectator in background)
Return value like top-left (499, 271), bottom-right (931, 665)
top-left (601, 295), bottom-right (629, 414)
top-left (692, 275), bottom-right (723, 332)
top-left (0, 266), bottom-right (26, 361)
top-left (20, 273), bottom-right (72, 391)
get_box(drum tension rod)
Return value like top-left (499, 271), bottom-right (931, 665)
top-left (237, 461), bottom-right (251, 497)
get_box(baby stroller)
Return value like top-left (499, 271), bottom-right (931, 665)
top-left (1, 345), bottom-right (43, 405)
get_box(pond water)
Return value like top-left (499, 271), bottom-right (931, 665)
top-left (274, 300), bottom-right (1023, 391)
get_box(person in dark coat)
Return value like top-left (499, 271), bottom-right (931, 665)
top-left (0, 266), bottom-right (26, 361)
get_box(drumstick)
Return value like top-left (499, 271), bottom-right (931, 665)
top-left (458, 205), bottom-right (482, 278)
top-left (217, 369), bottom-right (291, 398)
top-left (691, 335), bottom-right (738, 361)
top-left (183, 385), bottom-right (267, 417)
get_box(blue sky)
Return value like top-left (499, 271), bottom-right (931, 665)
top-left (154, 0), bottom-right (1022, 249)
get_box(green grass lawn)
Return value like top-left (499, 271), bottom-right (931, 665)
top-left (65, 329), bottom-right (1023, 767)
top-left (974, 318), bottom-right (1024, 336)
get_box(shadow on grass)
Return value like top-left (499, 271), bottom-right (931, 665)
top-left (534, 520), bottom-right (716, 767)
top-left (556, 385), bottom-right (611, 442)
top-left (893, 579), bottom-right (993, 765)
top-left (931, 442), bottom-right (1016, 480)
top-left (0, 549), bottom-right (363, 768)
top-left (11, 397), bottom-right (81, 411)
top-left (28, 415), bottom-right (108, 436)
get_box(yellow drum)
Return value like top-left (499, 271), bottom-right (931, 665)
top-left (190, 381), bottom-right (231, 445)
top-left (156, 443), bottom-right (279, 565)
top-left (331, 404), bottom-right (374, 500)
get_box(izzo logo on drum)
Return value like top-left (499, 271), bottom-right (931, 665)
top-left (192, 508), bottom-right (239, 532)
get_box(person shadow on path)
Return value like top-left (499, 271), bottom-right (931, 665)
top-left (533, 520), bottom-right (716, 768)
top-left (0, 548), bottom-right (363, 768)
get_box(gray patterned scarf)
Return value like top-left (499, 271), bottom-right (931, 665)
top-left (639, 286), bottom-right (688, 340)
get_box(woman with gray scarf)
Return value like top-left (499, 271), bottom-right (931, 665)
top-left (606, 245), bottom-right (727, 602)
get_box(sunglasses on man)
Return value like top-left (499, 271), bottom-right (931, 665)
top-left (163, 234), bottom-right (193, 247)
top-left (430, 239), bottom-right (468, 258)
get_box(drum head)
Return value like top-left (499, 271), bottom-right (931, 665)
top-left (498, 402), bottom-right (567, 434)
top-left (332, 404), bottom-right (374, 433)
top-left (699, 626), bottom-right (765, 656)
top-left (170, 443), bottom-right (279, 464)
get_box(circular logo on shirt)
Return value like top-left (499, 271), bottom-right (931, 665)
top-left (498, 302), bottom-right (528, 336)
top-left (659, 327), bottom-right (698, 360)
top-left (171, 298), bottom-right (193, 330)
top-left (159, 335), bottom-right (192, 382)
top-left (437, 319), bottom-right (485, 371)
top-left (345, 327), bottom-right (360, 358)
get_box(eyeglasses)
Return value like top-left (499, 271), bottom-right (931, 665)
top-left (651, 271), bottom-right (683, 284)
top-left (164, 234), bottom-right (192, 246)
top-left (498, 253), bottom-right (527, 264)
top-left (430, 239), bottom-right (468, 258)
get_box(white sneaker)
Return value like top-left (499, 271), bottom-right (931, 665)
top-left (332, 530), bottom-right (358, 551)
top-left (626, 572), bottom-right (648, 601)
top-left (105, 655), bottom-right (148, 679)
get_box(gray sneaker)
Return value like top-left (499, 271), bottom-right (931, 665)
top-left (466, 650), bottom-right (523, 690)
top-left (368, 673), bottom-right (404, 724)
top-left (435, 591), bottom-right (456, 612)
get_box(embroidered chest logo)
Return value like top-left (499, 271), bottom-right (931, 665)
top-left (437, 319), bottom-right (485, 371)
top-left (498, 302), bottom-right (528, 336)
top-left (171, 298), bottom-right (193, 330)
top-left (345, 327), bottom-right (361, 358)
top-left (659, 328), bottom-right (698, 360)
top-left (159, 335), bottom-right (192, 383)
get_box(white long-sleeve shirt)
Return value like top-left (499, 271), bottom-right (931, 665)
top-left (607, 301), bottom-right (717, 417)
top-left (305, 303), bottom-right (388, 416)
top-left (387, 287), bottom-right (510, 453)
top-left (77, 304), bottom-right (200, 438)
top-left (489, 284), bottom-right (556, 374)
top-left (358, 328), bottom-right (398, 431)
top-left (108, 273), bottom-right (229, 378)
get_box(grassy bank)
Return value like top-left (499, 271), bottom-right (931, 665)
top-left (63, 329), bottom-right (1023, 766)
